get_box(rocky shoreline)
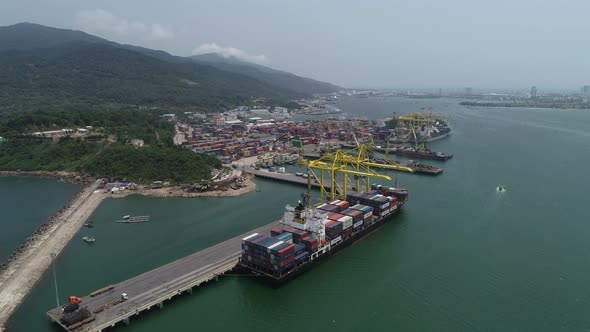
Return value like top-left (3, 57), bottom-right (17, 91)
top-left (0, 172), bottom-right (257, 272)
top-left (0, 181), bottom-right (106, 329)
top-left (0, 185), bottom-right (87, 273)
top-left (0, 171), bottom-right (94, 185)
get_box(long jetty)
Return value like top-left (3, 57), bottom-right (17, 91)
top-left (46, 221), bottom-right (279, 332)
top-left (243, 168), bottom-right (336, 192)
top-left (0, 180), bottom-right (106, 330)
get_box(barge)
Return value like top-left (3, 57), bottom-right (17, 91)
top-left (392, 147), bottom-right (453, 161)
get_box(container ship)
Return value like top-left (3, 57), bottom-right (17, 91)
top-left (238, 185), bottom-right (409, 285)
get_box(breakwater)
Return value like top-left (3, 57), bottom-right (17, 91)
top-left (0, 180), bottom-right (106, 329)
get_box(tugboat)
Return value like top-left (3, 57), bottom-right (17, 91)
top-left (82, 236), bottom-right (95, 243)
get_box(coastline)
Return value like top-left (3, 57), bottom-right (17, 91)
top-left (459, 102), bottom-right (590, 110)
top-left (111, 173), bottom-right (257, 199)
top-left (0, 169), bottom-right (257, 199)
top-left (0, 171), bottom-right (256, 329)
top-left (0, 171), bottom-right (92, 185)
top-left (0, 180), bottom-right (107, 330)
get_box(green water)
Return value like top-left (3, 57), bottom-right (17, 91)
top-left (0, 177), bottom-right (80, 263)
top-left (7, 98), bottom-right (590, 331)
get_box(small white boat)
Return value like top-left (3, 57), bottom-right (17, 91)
top-left (496, 185), bottom-right (506, 192)
top-left (82, 236), bottom-right (95, 243)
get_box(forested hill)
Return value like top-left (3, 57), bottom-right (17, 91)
top-left (191, 53), bottom-right (341, 95)
top-left (0, 23), bottom-right (340, 110)
top-left (0, 42), bottom-right (295, 108)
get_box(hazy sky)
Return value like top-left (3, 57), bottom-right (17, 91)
top-left (2, 0), bottom-right (590, 90)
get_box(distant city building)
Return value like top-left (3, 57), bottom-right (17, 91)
top-left (530, 86), bottom-right (538, 99)
top-left (272, 107), bottom-right (291, 120)
top-left (582, 85), bottom-right (590, 94)
top-left (464, 87), bottom-right (473, 95)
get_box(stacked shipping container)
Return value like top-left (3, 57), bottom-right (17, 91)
top-left (241, 234), bottom-right (297, 273)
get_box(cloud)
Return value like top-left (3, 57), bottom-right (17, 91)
top-left (192, 43), bottom-right (269, 65)
top-left (75, 9), bottom-right (174, 40)
top-left (150, 24), bottom-right (174, 40)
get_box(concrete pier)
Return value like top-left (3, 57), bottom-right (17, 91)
top-left (46, 221), bottom-right (279, 332)
top-left (243, 168), bottom-right (332, 191)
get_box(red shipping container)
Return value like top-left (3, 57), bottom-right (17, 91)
top-left (279, 255), bottom-right (296, 267)
top-left (342, 229), bottom-right (353, 239)
top-left (328, 199), bottom-right (350, 212)
top-left (270, 227), bottom-right (284, 236)
top-left (327, 213), bottom-right (345, 221)
top-left (389, 197), bottom-right (398, 207)
top-left (251, 235), bottom-right (268, 245)
top-left (278, 244), bottom-right (295, 256)
top-left (325, 221), bottom-right (341, 229)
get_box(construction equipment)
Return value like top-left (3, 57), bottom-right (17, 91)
top-left (69, 296), bottom-right (82, 304)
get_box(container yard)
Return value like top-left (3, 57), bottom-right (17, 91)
top-left (174, 107), bottom-right (452, 167)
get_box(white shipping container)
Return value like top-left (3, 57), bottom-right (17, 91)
top-left (267, 240), bottom-right (285, 252)
top-left (330, 236), bottom-right (342, 245)
top-left (337, 215), bottom-right (353, 229)
top-left (242, 233), bottom-right (259, 241)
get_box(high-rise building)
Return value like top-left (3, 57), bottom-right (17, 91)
top-left (530, 86), bottom-right (538, 99)
top-left (464, 87), bottom-right (473, 95)
top-left (582, 85), bottom-right (590, 94)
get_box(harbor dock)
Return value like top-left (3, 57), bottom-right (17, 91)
top-left (243, 168), bottom-right (332, 191)
top-left (47, 221), bottom-right (279, 332)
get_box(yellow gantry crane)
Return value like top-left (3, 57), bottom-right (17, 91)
top-left (305, 149), bottom-right (392, 205)
top-left (302, 145), bottom-right (415, 206)
top-left (396, 110), bottom-right (448, 151)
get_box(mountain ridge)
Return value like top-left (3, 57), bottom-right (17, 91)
top-left (0, 22), bottom-right (341, 97)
